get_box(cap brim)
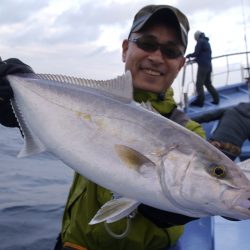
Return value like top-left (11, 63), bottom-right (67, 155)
top-left (131, 6), bottom-right (188, 48)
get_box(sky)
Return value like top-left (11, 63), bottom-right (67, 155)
top-left (0, 0), bottom-right (250, 99)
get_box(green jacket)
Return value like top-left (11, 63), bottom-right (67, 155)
top-left (61, 88), bottom-right (205, 250)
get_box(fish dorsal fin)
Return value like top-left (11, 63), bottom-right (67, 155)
top-left (89, 197), bottom-right (139, 225)
top-left (34, 70), bottom-right (133, 102)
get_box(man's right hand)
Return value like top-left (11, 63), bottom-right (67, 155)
top-left (0, 58), bottom-right (34, 127)
top-left (0, 58), bottom-right (34, 103)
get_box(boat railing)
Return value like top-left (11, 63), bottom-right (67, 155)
top-left (180, 51), bottom-right (250, 110)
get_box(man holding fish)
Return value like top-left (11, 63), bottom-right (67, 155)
top-left (1, 4), bottom-right (250, 250)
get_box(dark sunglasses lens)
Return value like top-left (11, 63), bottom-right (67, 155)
top-left (136, 37), bottom-right (158, 52)
top-left (134, 36), bottom-right (183, 59)
top-left (161, 45), bottom-right (182, 59)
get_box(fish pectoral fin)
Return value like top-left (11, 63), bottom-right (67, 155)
top-left (115, 144), bottom-right (156, 171)
top-left (11, 99), bottom-right (46, 158)
top-left (89, 197), bottom-right (140, 225)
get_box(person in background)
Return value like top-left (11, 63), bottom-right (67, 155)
top-left (0, 5), bottom-right (205, 250)
top-left (186, 30), bottom-right (219, 107)
top-left (193, 102), bottom-right (250, 161)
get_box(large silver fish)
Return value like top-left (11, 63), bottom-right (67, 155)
top-left (7, 72), bottom-right (250, 224)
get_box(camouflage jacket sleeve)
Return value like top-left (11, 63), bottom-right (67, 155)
top-left (185, 119), bottom-right (206, 139)
top-left (155, 87), bottom-right (206, 139)
top-left (168, 108), bottom-right (206, 139)
top-left (61, 173), bottom-right (183, 250)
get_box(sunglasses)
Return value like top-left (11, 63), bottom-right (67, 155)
top-left (128, 35), bottom-right (184, 59)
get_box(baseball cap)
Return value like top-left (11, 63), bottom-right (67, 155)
top-left (129, 5), bottom-right (189, 50)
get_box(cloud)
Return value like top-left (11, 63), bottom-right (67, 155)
top-left (178, 0), bottom-right (247, 14)
top-left (0, 0), bottom-right (249, 81)
top-left (0, 1), bottom-right (134, 48)
top-left (0, 0), bottom-right (50, 24)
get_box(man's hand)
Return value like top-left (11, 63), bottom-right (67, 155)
top-left (0, 58), bottom-right (34, 127)
top-left (0, 58), bottom-right (34, 103)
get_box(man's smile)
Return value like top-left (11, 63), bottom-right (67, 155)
top-left (141, 67), bottom-right (164, 76)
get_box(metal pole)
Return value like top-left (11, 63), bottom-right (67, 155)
top-left (241, 0), bottom-right (250, 99)
top-left (180, 63), bottom-right (187, 109)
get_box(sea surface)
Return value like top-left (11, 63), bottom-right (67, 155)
top-left (0, 124), bottom-right (73, 250)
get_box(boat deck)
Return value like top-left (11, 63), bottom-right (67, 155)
top-left (179, 81), bottom-right (250, 249)
top-left (185, 82), bottom-right (250, 160)
top-left (170, 216), bottom-right (250, 250)
top-left (185, 82), bottom-right (249, 120)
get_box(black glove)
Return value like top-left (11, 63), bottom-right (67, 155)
top-left (138, 204), bottom-right (197, 228)
top-left (0, 58), bottom-right (34, 100)
top-left (0, 58), bottom-right (34, 127)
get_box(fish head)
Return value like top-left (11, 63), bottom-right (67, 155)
top-left (161, 142), bottom-right (250, 220)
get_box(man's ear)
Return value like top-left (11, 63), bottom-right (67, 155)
top-left (122, 39), bottom-right (129, 62)
top-left (178, 56), bottom-right (186, 71)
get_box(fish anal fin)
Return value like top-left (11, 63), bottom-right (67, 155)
top-left (11, 99), bottom-right (46, 158)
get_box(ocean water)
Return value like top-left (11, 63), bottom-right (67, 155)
top-left (0, 124), bottom-right (73, 250)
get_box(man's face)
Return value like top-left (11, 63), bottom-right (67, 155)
top-left (122, 24), bottom-right (185, 93)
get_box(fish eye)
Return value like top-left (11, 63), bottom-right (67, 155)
top-left (209, 164), bottom-right (226, 178)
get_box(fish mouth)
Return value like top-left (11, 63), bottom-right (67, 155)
top-left (235, 193), bottom-right (250, 211)
top-left (237, 198), bottom-right (250, 210)
top-left (222, 190), bottom-right (250, 219)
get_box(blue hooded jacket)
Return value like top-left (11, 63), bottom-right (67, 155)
top-left (187, 33), bottom-right (212, 68)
